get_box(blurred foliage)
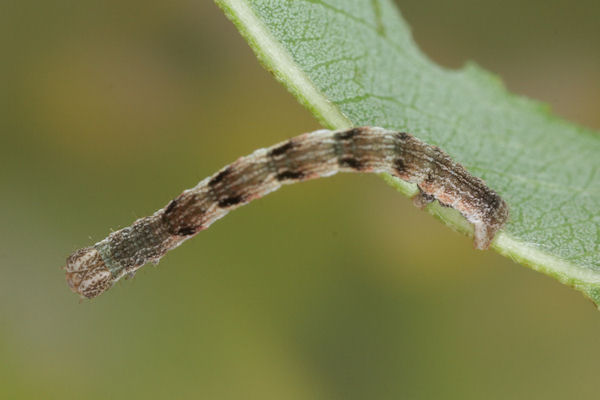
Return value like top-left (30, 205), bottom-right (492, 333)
top-left (1, 1), bottom-right (599, 399)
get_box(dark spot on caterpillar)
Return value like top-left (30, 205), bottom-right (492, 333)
top-left (482, 192), bottom-right (505, 218)
top-left (418, 188), bottom-right (435, 203)
top-left (486, 193), bottom-right (501, 209)
top-left (175, 226), bottom-right (199, 236)
top-left (393, 158), bottom-right (406, 174)
top-left (396, 132), bottom-right (410, 141)
top-left (218, 195), bottom-right (245, 208)
top-left (424, 172), bottom-right (436, 184)
top-left (276, 170), bottom-right (305, 181)
top-left (334, 128), bottom-right (362, 141)
top-left (164, 199), bottom-right (177, 214)
top-left (339, 157), bottom-right (363, 170)
top-left (209, 167), bottom-right (231, 187)
top-left (413, 187), bottom-right (436, 209)
top-left (270, 140), bottom-right (295, 157)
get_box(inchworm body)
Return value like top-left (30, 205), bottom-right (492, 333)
top-left (65, 127), bottom-right (509, 298)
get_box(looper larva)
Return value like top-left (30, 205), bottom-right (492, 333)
top-left (65, 127), bottom-right (509, 299)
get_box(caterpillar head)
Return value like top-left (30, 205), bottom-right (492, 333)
top-left (65, 247), bottom-right (113, 299)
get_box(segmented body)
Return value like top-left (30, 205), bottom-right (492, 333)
top-left (65, 127), bottom-right (509, 298)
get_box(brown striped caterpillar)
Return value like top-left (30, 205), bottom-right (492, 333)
top-left (65, 127), bottom-right (509, 299)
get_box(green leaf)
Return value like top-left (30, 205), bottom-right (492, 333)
top-left (215, 0), bottom-right (600, 306)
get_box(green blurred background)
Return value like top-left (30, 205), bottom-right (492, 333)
top-left (1, 1), bottom-right (599, 398)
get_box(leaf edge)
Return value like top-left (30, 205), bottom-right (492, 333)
top-left (214, 0), bottom-right (600, 308)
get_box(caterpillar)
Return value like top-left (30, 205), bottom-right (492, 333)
top-left (65, 127), bottom-right (509, 299)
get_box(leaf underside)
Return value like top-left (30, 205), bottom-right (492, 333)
top-left (215, 0), bottom-right (600, 307)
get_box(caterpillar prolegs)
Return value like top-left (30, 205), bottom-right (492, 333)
top-left (65, 127), bottom-right (509, 299)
